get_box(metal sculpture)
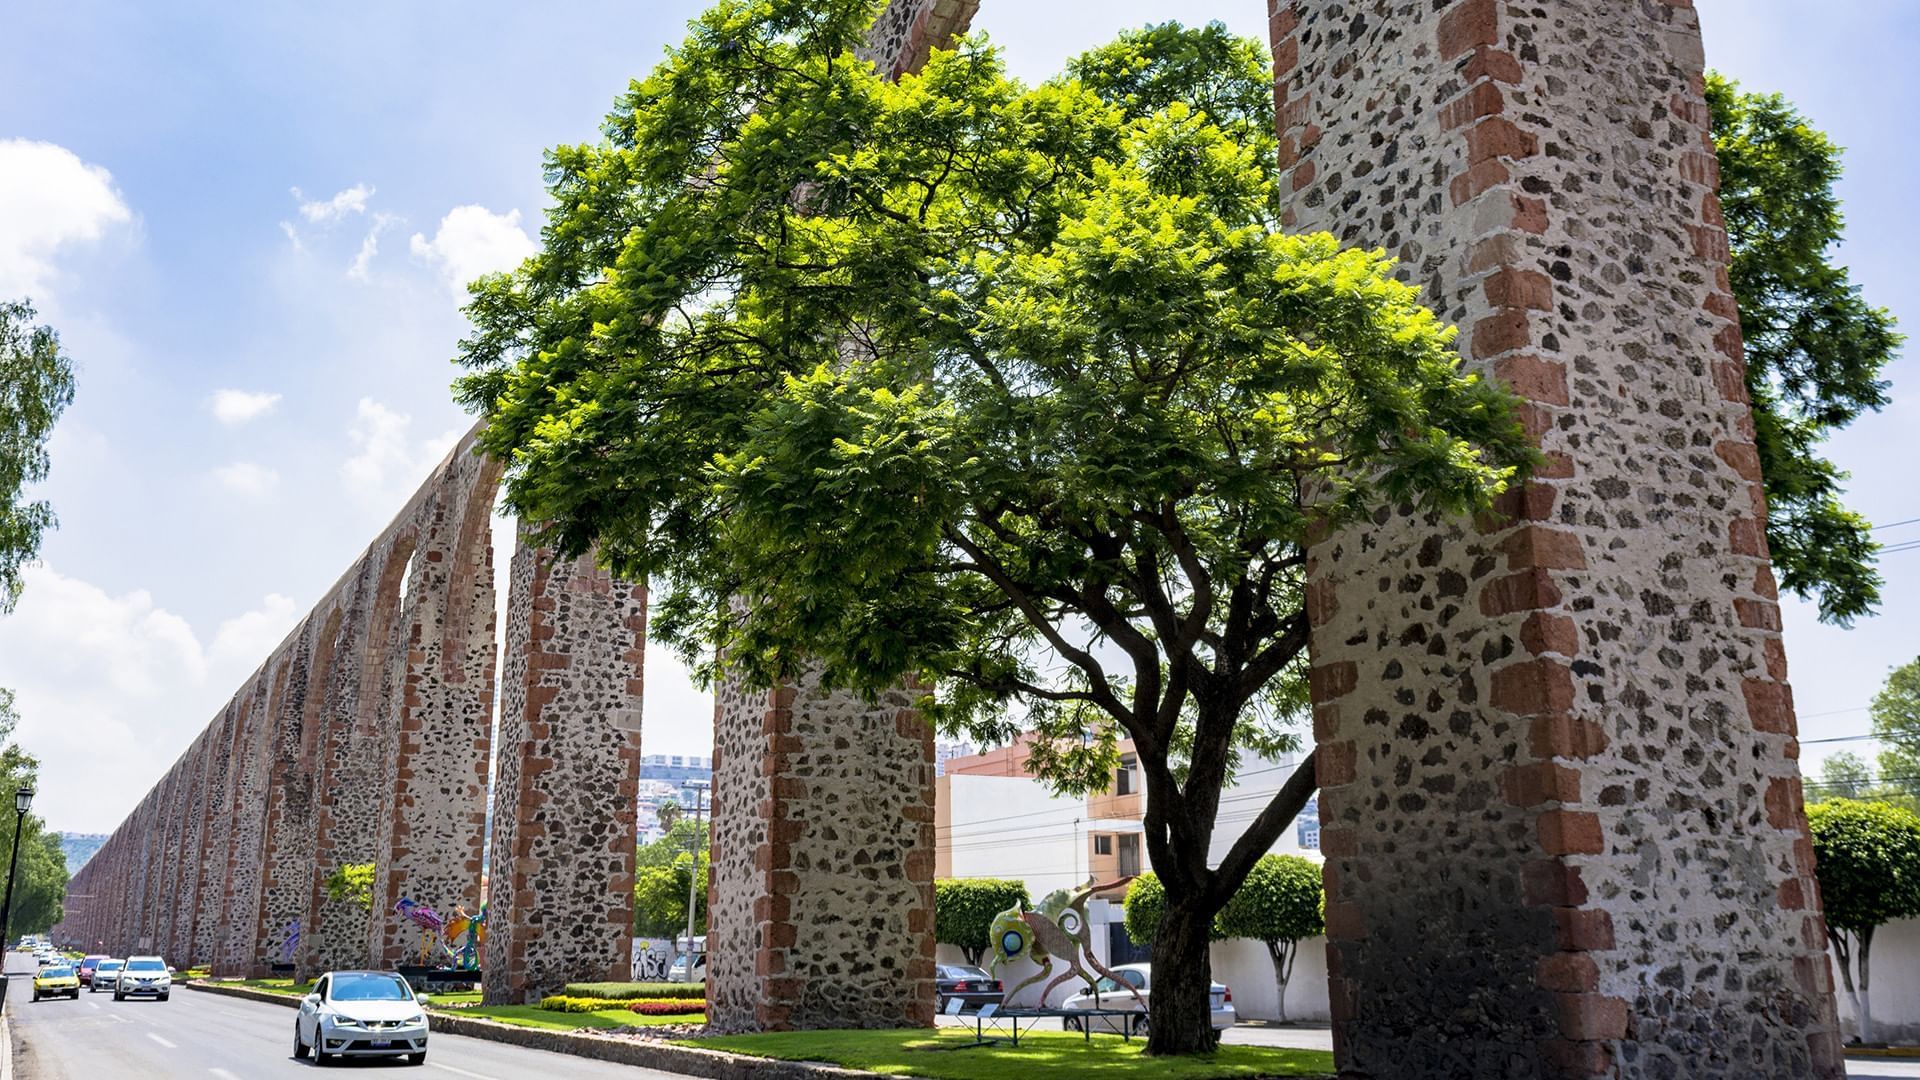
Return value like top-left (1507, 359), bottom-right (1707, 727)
top-left (393, 897), bottom-right (448, 965)
top-left (443, 905), bottom-right (485, 970)
top-left (277, 919), bottom-right (301, 965)
top-left (987, 879), bottom-right (1142, 1007)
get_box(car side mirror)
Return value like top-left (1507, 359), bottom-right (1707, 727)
top-left (305, 993), bottom-right (321, 1005)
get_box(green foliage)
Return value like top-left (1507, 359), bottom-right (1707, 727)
top-left (1871, 656), bottom-right (1920, 802)
top-left (1707, 74), bottom-right (1902, 625)
top-left (323, 862), bottom-right (374, 911)
top-left (0, 689), bottom-right (68, 936)
top-left (683, 1028), bottom-right (1337, 1079)
top-left (1806, 799), bottom-right (1920, 935)
top-left (456, 8), bottom-right (1530, 1053)
top-left (633, 862), bottom-right (708, 938)
top-left (636, 817), bottom-right (709, 870)
top-left (562, 981), bottom-right (706, 1001)
top-left (1216, 854), bottom-right (1323, 945)
top-left (934, 878), bottom-right (1029, 965)
top-left (0, 299), bottom-right (75, 614)
top-left (1122, 874), bottom-right (1164, 946)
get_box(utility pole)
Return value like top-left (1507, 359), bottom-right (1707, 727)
top-left (680, 784), bottom-right (709, 983)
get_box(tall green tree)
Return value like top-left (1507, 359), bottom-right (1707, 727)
top-left (1867, 656), bottom-right (1920, 804)
top-left (933, 878), bottom-right (1028, 966)
top-left (1707, 75), bottom-right (1902, 625)
top-left (1216, 854), bottom-right (1322, 1023)
top-left (1806, 799), bottom-right (1920, 1043)
top-left (453, 6), bottom-right (1531, 1053)
top-left (0, 298), bottom-right (77, 614)
top-left (0, 689), bottom-right (69, 936)
top-left (633, 862), bottom-right (709, 938)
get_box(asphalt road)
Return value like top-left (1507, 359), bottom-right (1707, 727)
top-left (3, 973), bottom-right (684, 1080)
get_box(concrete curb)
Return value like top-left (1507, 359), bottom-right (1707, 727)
top-left (187, 981), bottom-right (889, 1079)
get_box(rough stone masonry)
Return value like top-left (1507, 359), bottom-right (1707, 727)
top-left (1279, 0), bottom-right (1844, 1076)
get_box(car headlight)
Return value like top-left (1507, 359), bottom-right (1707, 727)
top-left (327, 1015), bottom-right (363, 1028)
top-left (406, 1014), bottom-right (426, 1025)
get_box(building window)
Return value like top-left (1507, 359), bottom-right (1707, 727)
top-left (1115, 754), bottom-right (1136, 795)
top-left (1093, 834), bottom-right (1112, 856)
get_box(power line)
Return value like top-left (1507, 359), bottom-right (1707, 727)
top-left (1873, 517), bottom-right (1920, 532)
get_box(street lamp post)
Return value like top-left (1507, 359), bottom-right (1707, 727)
top-left (0, 783), bottom-right (36, 1014)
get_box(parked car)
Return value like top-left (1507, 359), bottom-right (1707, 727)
top-left (1059, 964), bottom-right (1236, 1037)
top-left (77, 955), bottom-right (107, 987)
top-left (935, 964), bottom-right (1004, 1013)
top-left (32, 964), bottom-right (81, 1001)
top-left (115, 956), bottom-right (171, 1001)
top-left (668, 950), bottom-right (706, 983)
top-left (294, 970), bottom-right (429, 1066)
top-left (90, 958), bottom-right (123, 993)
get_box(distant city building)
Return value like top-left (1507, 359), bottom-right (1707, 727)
top-left (932, 740), bottom-right (976, 777)
top-left (635, 755), bottom-right (713, 843)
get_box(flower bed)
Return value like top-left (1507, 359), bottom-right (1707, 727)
top-left (540, 994), bottom-right (707, 1015)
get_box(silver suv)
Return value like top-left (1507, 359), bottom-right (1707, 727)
top-left (116, 956), bottom-right (172, 1001)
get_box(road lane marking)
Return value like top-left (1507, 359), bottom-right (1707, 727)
top-left (210, 1069), bottom-right (242, 1079)
top-left (431, 1064), bottom-right (501, 1080)
top-left (146, 1032), bottom-right (177, 1049)
top-left (86, 1000), bottom-right (98, 1009)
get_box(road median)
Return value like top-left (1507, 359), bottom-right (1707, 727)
top-left (186, 980), bottom-right (886, 1079)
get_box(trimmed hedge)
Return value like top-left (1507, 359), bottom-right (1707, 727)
top-left (540, 994), bottom-right (708, 1014)
top-left (562, 981), bottom-right (703, 1001)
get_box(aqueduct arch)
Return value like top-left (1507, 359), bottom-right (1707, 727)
top-left (59, 1), bottom-right (1844, 1075)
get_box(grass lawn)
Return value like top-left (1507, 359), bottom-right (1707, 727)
top-left (448, 1004), bottom-right (702, 1031)
top-left (226, 978), bottom-right (311, 998)
top-left (682, 1029), bottom-right (1335, 1079)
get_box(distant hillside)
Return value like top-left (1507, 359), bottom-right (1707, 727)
top-left (58, 832), bottom-right (108, 874)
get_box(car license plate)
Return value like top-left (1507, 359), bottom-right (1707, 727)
top-left (370, 1039), bottom-right (392, 1048)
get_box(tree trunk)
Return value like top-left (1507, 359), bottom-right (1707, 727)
top-left (962, 946), bottom-right (981, 967)
top-left (1859, 926), bottom-right (1876, 1044)
top-left (1267, 939), bottom-right (1294, 1024)
top-left (1145, 894), bottom-right (1217, 1056)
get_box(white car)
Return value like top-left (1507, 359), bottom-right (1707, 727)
top-left (115, 956), bottom-right (171, 1000)
top-left (294, 970), bottom-right (429, 1066)
top-left (89, 958), bottom-right (124, 993)
top-left (1059, 963), bottom-right (1237, 1037)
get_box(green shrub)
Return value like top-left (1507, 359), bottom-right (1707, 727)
top-left (562, 981), bottom-right (704, 1001)
top-left (540, 994), bottom-right (708, 1014)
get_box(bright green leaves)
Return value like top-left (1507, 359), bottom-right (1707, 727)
top-left (1807, 798), bottom-right (1920, 935)
top-left (0, 299), bottom-right (76, 614)
top-left (1216, 854), bottom-right (1324, 947)
top-left (453, 9), bottom-right (1532, 805)
top-left (1707, 73), bottom-right (1902, 625)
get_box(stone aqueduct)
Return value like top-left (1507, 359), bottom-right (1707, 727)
top-left (59, 1), bottom-right (1847, 1075)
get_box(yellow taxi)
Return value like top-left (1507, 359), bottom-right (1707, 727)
top-left (32, 962), bottom-right (81, 1001)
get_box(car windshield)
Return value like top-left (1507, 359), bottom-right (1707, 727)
top-left (127, 959), bottom-right (166, 972)
top-left (1093, 971), bottom-right (1146, 993)
top-left (330, 973), bottom-right (412, 1002)
top-left (941, 966), bottom-right (988, 979)
top-left (43, 966), bottom-right (73, 977)
top-left (98, 961), bottom-right (122, 970)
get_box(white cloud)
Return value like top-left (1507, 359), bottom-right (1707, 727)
top-left (279, 220), bottom-right (304, 252)
top-left (0, 139), bottom-right (134, 299)
top-left (210, 388), bottom-right (282, 425)
top-left (0, 565), bottom-right (301, 830)
top-left (341, 398), bottom-right (462, 513)
top-left (293, 182), bottom-right (373, 224)
top-left (348, 213), bottom-right (401, 282)
top-left (210, 461), bottom-right (281, 498)
top-left (409, 205), bottom-right (535, 298)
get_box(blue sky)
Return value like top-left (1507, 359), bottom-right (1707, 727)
top-left (1, 1), bottom-right (1913, 832)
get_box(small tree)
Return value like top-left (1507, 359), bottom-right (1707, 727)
top-left (324, 863), bottom-right (375, 911)
top-left (1216, 854), bottom-right (1323, 1023)
top-left (633, 860), bottom-right (709, 938)
top-left (934, 878), bottom-right (1028, 966)
top-left (1806, 798), bottom-right (1920, 1042)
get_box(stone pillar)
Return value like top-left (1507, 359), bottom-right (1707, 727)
top-left (170, 732), bottom-right (215, 962)
top-left (483, 538), bottom-right (647, 1004)
top-left (216, 665), bottom-right (283, 975)
top-left (368, 455), bottom-right (499, 967)
top-left (250, 611), bottom-right (335, 976)
top-left (190, 701), bottom-right (244, 966)
top-left (700, 0), bottom-right (974, 1034)
top-left (706, 672), bottom-right (937, 1032)
top-left (1274, 1), bottom-right (1844, 1076)
top-left (302, 550), bottom-right (399, 978)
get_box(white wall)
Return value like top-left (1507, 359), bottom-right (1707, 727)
top-left (1211, 936), bottom-right (1330, 1023)
top-left (1831, 917), bottom-right (1920, 1044)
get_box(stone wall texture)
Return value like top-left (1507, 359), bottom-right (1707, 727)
top-left (483, 537), bottom-right (647, 1004)
top-left (1274, 0), bottom-right (1844, 1076)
